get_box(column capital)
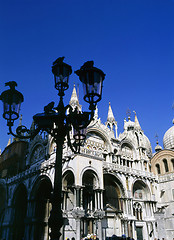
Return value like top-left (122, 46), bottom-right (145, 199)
top-left (93, 210), bottom-right (105, 219)
top-left (72, 208), bottom-right (85, 219)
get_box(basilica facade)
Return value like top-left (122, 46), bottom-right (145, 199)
top-left (0, 86), bottom-right (173, 240)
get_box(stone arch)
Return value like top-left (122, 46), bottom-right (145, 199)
top-left (121, 141), bottom-right (134, 160)
top-left (62, 170), bottom-right (75, 189)
top-left (163, 158), bottom-right (169, 173)
top-left (62, 170), bottom-right (75, 210)
top-left (121, 140), bottom-right (137, 160)
top-left (87, 126), bottom-right (112, 152)
top-left (82, 169), bottom-right (100, 213)
top-left (155, 163), bottom-right (161, 174)
top-left (133, 202), bottom-right (142, 220)
top-left (30, 175), bottom-right (52, 240)
top-left (82, 169), bottom-right (99, 189)
top-left (30, 143), bottom-right (45, 164)
top-left (103, 173), bottom-right (126, 211)
top-left (80, 167), bottom-right (100, 188)
top-left (49, 138), bottom-right (57, 155)
top-left (132, 180), bottom-right (150, 200)
top-left (11, 183), bottom-right (28, 240)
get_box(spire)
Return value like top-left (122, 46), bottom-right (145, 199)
top-left (107, 102), bottom-right (115, 122)
top-left (106, 102), bottom-right (118, 138)
top-left (133, 111), bottom-right (141, 130)
top-left (69, 84), bottom-right (79, 106)
top-left (69, 84), bottom-right (81, 111)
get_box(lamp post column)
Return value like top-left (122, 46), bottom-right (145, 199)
top-left (49, 130), bottom-right (65, 240)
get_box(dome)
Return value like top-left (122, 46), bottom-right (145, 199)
top-left (163, 122), bottom-right (174, 150)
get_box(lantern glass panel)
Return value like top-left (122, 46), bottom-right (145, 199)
top-left (82, 71), bottom-right (103, 103)
top-left (1, 90), bottom-right (23, 121)
top-left (53, 62), bottom-right (72, 91)
top-left (73, 128), bottom-right (87, 142)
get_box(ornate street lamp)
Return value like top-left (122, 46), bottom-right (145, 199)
top-left (0, 57), bottom-right (105, 240)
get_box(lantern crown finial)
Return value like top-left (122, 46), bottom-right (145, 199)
top-left (5, 81), bottom-right (17, 90)
top-left (81, 61), bottom-right (94, 70)
top-left (53, 56), bottom-right (65, 66)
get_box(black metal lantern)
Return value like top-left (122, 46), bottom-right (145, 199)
top-left (75, 61), bottom-right (105, 106)
top-left (67, 109), bottom-right (89, 146)
top-left (0, 81), bottom-right (24, 125)
top-left (73, 127), bottom-right (87, 144)
top-left (52, 57), bottom-right (72, 92)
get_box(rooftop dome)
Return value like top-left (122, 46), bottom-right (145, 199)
top-left (163, 120), bottom-right (174, 150)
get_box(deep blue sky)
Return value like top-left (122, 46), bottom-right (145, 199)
top-left (0, 0), bottom-right (174, 153)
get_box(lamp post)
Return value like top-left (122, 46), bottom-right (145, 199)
top-left (0, 57), bottom-right (105, 240)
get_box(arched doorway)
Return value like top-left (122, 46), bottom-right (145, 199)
top-left (32, 176), bottom-right (52, 240)
top-left (103, 174), bottom-right (125, 238)
top-left (12, 184), bottom-right (27, 240)
top-left (103, 175), bottom-right (120, 210)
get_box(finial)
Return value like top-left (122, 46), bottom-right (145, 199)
top-left (155, 134), bottom-right (162, 152)
top-left (107, 102), bottom-right (115, 122)
top-left (155, 133), bottom-right (159, 143)
top-left (126, 108), bottom-right (131, 120)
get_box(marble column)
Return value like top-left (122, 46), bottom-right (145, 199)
top-left (98, 219), bottom-right (102, 240)
top-left (76, 218), bottom-right (81, 240)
